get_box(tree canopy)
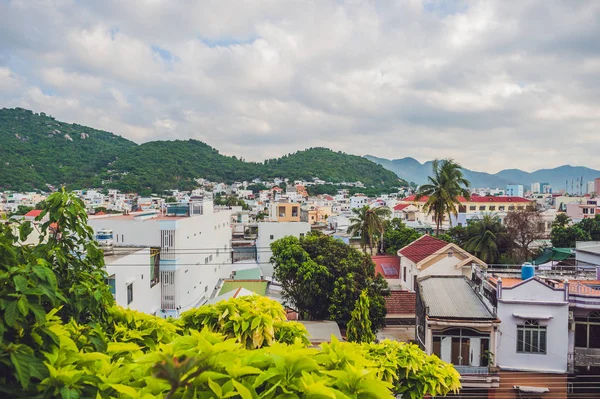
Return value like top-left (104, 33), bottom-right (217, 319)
top-left (416, 159), bottom-right (471, 235)
top-left (270, 232), bottom-right (390, 332)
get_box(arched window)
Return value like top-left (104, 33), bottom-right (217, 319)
top-left (575, 311), bottom-right (600, 349)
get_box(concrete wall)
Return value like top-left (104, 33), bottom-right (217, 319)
top-left (256, 222), bottom-right (311, 278)
top-left (497, 371), bottom-right (567, 399)
top-left (105, 248), bottom-right (162, 315)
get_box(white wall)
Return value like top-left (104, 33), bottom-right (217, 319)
top-left (256, 222), bottom-right (311, 277)
top-left (105, 248), bottom-right (162, 315)
top-left (496, 279), bottom-right (569, 373)
top-left (89, 217), bottom-right (161, 247)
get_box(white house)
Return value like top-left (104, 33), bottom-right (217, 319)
top-left (90, 198), bottom-right (232, 318)
top-left (493, 276), bottom-right (569, 374)
top-left (105, 248), bottom-right (162, 315)
top-left (255, 221), bottom-right (311, 278)
top-left (397, 235), bottom-right (487, 291)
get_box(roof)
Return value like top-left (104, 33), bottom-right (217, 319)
top-left (398, 235), bottom-right (448, 264)
top-left (298, 321), bottom-right (342, 343)
top-left (393, 204), bottom-right (410, 211)
top-left (207, 287), bottom-right (256, 304)
top-left (402, 195), bottom-right (532, 203)
top-left (372, 255), bottom-right (400, 279)
top-left (532, 248), bottom-right (574, 265)
top-left (419, 276), bottom-right (496, 319)
top-left (386, 290), bottom-right (416, 315)
top-left (233, 268), bottom-right (262, 280)
top-left (218, 280), bottom-right (268, 296)
top-left (24, 209), bottom-right (42, 217)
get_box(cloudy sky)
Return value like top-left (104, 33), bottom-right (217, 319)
top-left (1, 0), bottom-right (600, 173)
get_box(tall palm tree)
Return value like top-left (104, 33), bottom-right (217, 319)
top-left (347, 205), bottom-right (391, 255)
top-left (464, 214), bottom-right (504, 263)
top-left (415, 159), bottom-right (471, 235)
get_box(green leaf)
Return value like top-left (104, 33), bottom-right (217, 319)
top-left (29, 302), bottom-right (47, 322)
top-left (232, 379), bottom-right (253, 399)
top-left (13, 275), bottom-right (28, 292)
top-left (10, 351), bottom-right (31, 388)
top-left (19, 222), bottom-right (33, 242)
top-left (107, 342), bottom-right (141, 353)
top-left (208, 378), bottom-right (223, 397)
top-left (60, 386), bottom-right (80, 399)
top-left (17, 296), bottom-right (29, 316)
top-left (111, 384), bottom-right (138, 398)
top-left (5, 300), bottom-right (19, 327)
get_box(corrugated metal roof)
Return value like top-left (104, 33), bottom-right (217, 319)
top-left (419, 276), bottom-right (495, 319)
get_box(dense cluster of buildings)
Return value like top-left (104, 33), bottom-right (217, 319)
top-left (3, 176), bottom-right (600, 397)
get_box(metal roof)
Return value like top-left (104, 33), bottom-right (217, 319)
top-left (419, 276), bottom-right (495, 320)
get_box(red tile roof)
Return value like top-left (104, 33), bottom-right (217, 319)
top-left (24, 209), bottom-right (43, 217)
top-left (372, 255), bottom-right (400, 279)
top-left (398, 235), bottom-right (448, 264)
top-left (402, 195), bottom-right (532, 203)
top-left (385, 290), bottom-right (416, 315)
top-left (393, 204), bottom-right (410, 211)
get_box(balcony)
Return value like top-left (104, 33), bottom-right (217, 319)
top-left (573, 348), bottom-right (600, 368)
top-left (454, 366), bottom-right (500, 389)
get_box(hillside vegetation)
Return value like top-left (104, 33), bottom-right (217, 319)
top-left (1, 108), bottom-right (405, 193)
top-left (0, 108), bottom-right (136, 191)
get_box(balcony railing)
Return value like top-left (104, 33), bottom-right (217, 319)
top-left (572, 348), bottom-right (600, 368)
top-left (454, 366), bottom-right (494, 375)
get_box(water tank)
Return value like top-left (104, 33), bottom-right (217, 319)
top-left (521, 263), bottom-right (535, 280)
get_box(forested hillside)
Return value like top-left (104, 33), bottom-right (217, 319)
top-left (0, 108), bottom-right (136, 190)
top-left (1, 108), bottom-right (405, 193)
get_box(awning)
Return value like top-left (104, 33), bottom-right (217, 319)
top-left (532, 248), bottom-right (573, 265)
top-left (514, 385), bottom-right (549, 393)
top-left (512, 312), bottom-right (553, 320)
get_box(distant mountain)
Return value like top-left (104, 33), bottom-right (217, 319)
top-left (108, 144), bottom-right (403, 192)
top-left (0, 107), bottom-right (136, 191)
top-left (364, 155), bottom-right (600, 192)
top-left (0, 108), bottom-right (403, 193)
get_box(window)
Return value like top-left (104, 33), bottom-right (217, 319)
top-left (469, 206), bottom-right (476, 211)
top-left (489, 206), bottom-right (496, 211)
top-left (106, 276), bottom-right (116, 297)
top-left (126, 283), bottom-right (133, 305)
top-left (575, 311), bottom-right (600, 349)
top-left (299, 233), bottom-right (305, 238)
top-left (403, 266), bottom-right (407, 282)
top-left (517, 320), bottom-right (546, 354)
top-left (432, 328), bottom-right (491, 367)
top-left (270, 235), bottom-right (274, 240)
top-left (447, 250), bottom-right (453, 258)
top-left (499, 206), bottom-right (505, 211)
top-left (508, 206), bottom-right (515, 211)
top-left (517, 206), bottom-right (524, 210)
top-left (479, 206), bottom-right (486, 211)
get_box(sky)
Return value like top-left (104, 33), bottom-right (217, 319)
top-left (1, 0), bottom-right (600, 173)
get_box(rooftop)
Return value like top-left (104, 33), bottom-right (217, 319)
top-left (419, 276), bottom-right (496, 320)
top-left (398, 235), bottom-right (448, 264)
top-left (218, 280), bottom-right (268, 296)
top-left (402, 195), bottom-right (532, 203)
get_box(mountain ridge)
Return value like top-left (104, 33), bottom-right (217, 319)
top-left (0, 108), bottom-right (403, 193)
top-left (364, 155), bottom-right (600, 192)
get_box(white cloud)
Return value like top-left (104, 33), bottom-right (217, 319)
top-left (1, 0), bottom-right (600, 173)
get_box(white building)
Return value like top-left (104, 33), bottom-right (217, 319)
top-left (506, 184), bottom-right (524, 197)
top-left (350, 195), bottom-right (368, 210)
top-left (255, 221), bottom-right (311, 277)
top-left (90, 199), bottom-right (232, 318)
top-left (105, 248), bottom-right (162, 315)
top-left (531, 182), bottom-right (541, 194)
top-left (494, 276), bottom-right (569, 373)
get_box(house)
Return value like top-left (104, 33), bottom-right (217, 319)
top-left (397, 235), bottom-right (487, 291)
top-left (416, 275), bottom-right (500, 394)
top-left (268, 202), bottom-right (301, 222)
top-left (566, 198), bottom-right (599, 220)
top-left (392, 203), bottom-right (418, 221)
top-left (574, 241), bottom-right (600, 269)
top-left (255, 221), bottom-right (311, 277)
top-left (23, 209), bottom-right (43, 221)
top-left (485, 273), bottom-right (569, 398)
top-left (104, 247), bottom-right (162, 316)
top-left (89, 198), bottom-right (232, 318)
top-left (301, 205), bottom-right (332, 225)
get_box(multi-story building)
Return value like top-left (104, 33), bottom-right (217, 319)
top-left (566, 198), bottom-right (599, 220)
top-left (89, 198), bottom-right (232, 318)
top-left (269, 201), bottom-right (301, 222)
top-left (506, 185), bottom-right (524, 197)
top-left (255, 221), bottom-right (311, 277)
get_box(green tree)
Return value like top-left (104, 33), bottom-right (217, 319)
top-left (271, 232), bottom-right (390, 332)
top-left (347, 205), bottom-right (392, 254)
top-left (347, 290), bottom-right (376, 343)
top-left (464, 215), bottom-right (505, 263)
top-left (415, 159), bottom-right (471, 235)
top-left (551, 225), bottom-right (591, 248)
top-left (13, 205), bottom-right (34, 215)
top-left (383, 218), bottom-right (422, 254)
top-left (552, 213), bottom-right (571, 228)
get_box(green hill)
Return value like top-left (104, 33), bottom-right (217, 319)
top-left (0, 108), bottom-right (136, 190)
top-left (0, 108), bottom-right (405, 193)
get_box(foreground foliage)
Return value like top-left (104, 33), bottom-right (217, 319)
top-left (0, 191), bottom-right (460, 398)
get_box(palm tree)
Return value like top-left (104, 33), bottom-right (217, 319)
top-left (415, 159), bottom-right (471, 235)
top-left (464, 214), bottom-right (504, 263)
top-left (347, 205), bottom-right (391, 255)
